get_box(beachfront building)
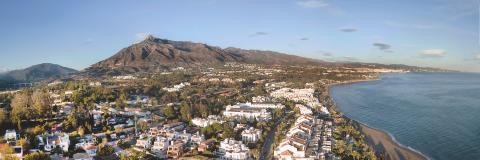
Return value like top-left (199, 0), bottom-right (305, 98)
top-left (223, 105), bottom-right (270, 121)
top-left (229, 102), bottom-right (284, 109)
top-left (274, 109), bottom-right (316, 159)
top-left (270, 88), bottom-right (316, 103)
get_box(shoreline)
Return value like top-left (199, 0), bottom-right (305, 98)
top-left (327, 78), bottom-right (428, 160)
top-left (352, 121), bottom-right (429, 160)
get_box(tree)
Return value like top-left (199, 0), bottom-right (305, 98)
top-left (163, 105), bottom-right (176, 119)
top-left (96, 144), bottom-right (117, 160)
top-left (77, 126), bottom-right (85, 137)
top-left (24, 152), bottom-right (51, 160)
top-left (221, 123), bottom-right (235, 139)
top-left (333, 140), bottom-right (346, 157)
top-left (137, 121), bottom-right (149, 132)
top-left (31, 90), bottom-right (53, 119)
top-left (0, 143), bottom-right (17, 160)
top-left (11, 92), bottom-right (31, 130)
top-left (179, 103), bottom-right (192, 121)
top-left (0, 109), bottom-right (8, 126)
top-left (196, 104), bottom-right (208, 118)
top-left (17, 138), bottom-right (30, 151)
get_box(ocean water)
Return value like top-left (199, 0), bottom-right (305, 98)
top-left (329, 73), bottom-right (480, 160)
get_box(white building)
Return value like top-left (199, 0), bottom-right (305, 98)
top-left (152, 137), bottom-right (169, 158)
top-left (274, 139), bottom-right (307, 159)
top-left (295, 104), bottom-right (313, 115)
top-left (219, 139), bottom-right (251, 160)
top-left (135, 134), bottom-right (153, 149)
top-left (44, 132), bottom-right (70, 152)
top-left (273, 114), bottom-right (315, 160)
top-left (191, 115), bottom-right (224, 127)
top-left (241, 127), bottom-right (262, 143)
top-left (223, 106), bottom-right (270, 121)
top-left (4, 129), bottom-right (17, 141)
top-left (163, 82), bottom-right (190, 92)
top-left (270, 88), bottom-right (318, 104)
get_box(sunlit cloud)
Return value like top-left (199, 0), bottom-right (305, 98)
top-left (475, 54), bottom-right (480, 60)
top-left (420, 49), bottom-right (447, 58)
top-left (135, 32), bottom-right (151, 42)
top-left (297, 0), bottom-right (328, 8)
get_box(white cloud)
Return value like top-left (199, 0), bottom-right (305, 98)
top-left (420, 49), bottom-right (447, 57)
top-left (297, 0), bottom-right (328, 8)
top-left (475, 54), bottom-right (480, 60)
top-left (135, 32), bottom-right (151, 42)
top-left (0, 66), bottom-right (9, 73)
top-left (82, 38), bottom-right (94, 45)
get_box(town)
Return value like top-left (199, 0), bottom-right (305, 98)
top-left (0, 63), bottom-right (379, 160)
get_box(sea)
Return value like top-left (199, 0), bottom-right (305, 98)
top-left (329, 72), bottom-right (480, 160)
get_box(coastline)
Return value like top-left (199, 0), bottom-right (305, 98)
top-left (327, 78), bottom-right (428, 160)
top-left (352, 121), bottom-right (428, 160)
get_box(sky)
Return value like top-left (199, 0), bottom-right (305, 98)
top-left (0, 0), bottom-right (479, 72)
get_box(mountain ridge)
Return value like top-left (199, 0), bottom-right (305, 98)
top-left (85, 35), bottom-right (452, 75)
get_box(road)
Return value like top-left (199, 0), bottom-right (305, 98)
top-left (259, 117), bottom-right (283, 160)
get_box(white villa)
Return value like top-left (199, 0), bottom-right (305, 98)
top-left (192, 115), bottom-right (224, 127)
top-left (241, 127), bottom-right (262, 143)
top-left (219, 139), bottom-right (251, 160)
top-left (44, 132), bottom-right (70, 152)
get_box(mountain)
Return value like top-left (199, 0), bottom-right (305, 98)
top-left (0, 63), bottom-right (78, 85)
top-left (86, 35), bottom-right (451, 75)
top-left (87, 35), bottom-right (327, 74)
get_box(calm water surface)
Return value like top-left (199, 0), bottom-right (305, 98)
top-left (329, 73), bottom-right (480, 160)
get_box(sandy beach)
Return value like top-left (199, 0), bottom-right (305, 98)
top-left (355, 122), bottom-right (427, 160)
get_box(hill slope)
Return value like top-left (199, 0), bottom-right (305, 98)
top-left (0, 63), bottom-right (78, 83)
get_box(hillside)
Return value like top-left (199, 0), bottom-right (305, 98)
top-left (0, 63), bottom-right (78, 88)
top-left (87, 36), bottom-right (327, 74)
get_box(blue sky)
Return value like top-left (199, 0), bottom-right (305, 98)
top-left (0, 0), bottom-right (479, 72)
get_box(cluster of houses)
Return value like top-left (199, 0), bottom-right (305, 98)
top-left (133, 122), bottom-right (205, 159)
top-left (2, 130), bottom-right (76, 159)
top-left (162, 82), bottom-right (190, 92)
top-left (269, 86), bottom-right (334, 159)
